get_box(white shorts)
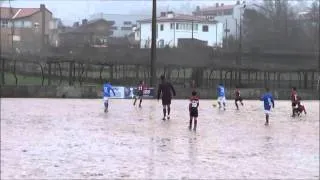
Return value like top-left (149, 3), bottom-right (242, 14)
top-left (264, 110), bottom-right (271, 115)
top-left (217, 96), bottom-right (226, 104)
top-left (103, 96), bottom-right (109, 103)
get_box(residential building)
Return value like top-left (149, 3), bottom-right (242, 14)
top-left (89, 13), bottom-right (150, 37)
top-left (0, 4), bottom-right (53, 53)
top-left (59, 19), bottom-right (114, 48)
top-left (137, 11), bottom-right (224, 48)
top-left (48, 18), bottom-right (64, 47)
top-left (193, 1), bottom-right (246, 40)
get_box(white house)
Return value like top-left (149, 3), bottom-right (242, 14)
top-left (136, 12), bottom-right (224, 48)
top-left (193, 1), bottom-right (246, 40)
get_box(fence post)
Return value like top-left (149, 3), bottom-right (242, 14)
top-left (1, 58), bottom-right (5, 85)
top-left (304, 71), bottom-right (308, 89)
top-left (68, 61), bottom-right (73, 86)
top-left (48, 62), bottom-right (52, 85)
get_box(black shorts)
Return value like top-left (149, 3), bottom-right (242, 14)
top-left (292, 102), bottom-right (296, 107)
top-left (162, 98), bottom-right (171, 105)
top-left (190, 109), bottom-right (198, 117)
top-left (235, 97), bottom-right (243, 102)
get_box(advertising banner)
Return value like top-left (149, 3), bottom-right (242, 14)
top-left (109, 86), bottom-right (155, 99)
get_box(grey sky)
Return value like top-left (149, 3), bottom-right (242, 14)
top-left (1, 0), bottom-right (310, 25)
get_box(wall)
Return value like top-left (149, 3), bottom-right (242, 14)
top-left (0, 10), bottom-right (53, 53)
top-left (1, 85), bottom-right (318, 100)
top-left (139, 21), bottom-right (224, 48)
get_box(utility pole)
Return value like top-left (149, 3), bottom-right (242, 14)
top-left (150, 0), bottom-right (157, 87)
top-left (191, 20), bottom-right (194, 40)
top-left (225, 19), bottom-right (228, 49)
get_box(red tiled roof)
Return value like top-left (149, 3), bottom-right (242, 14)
top-left (138, 13), bottom-right (217, 23)
top-left (0, 7), bottom-right (19, 19)
top-left (198, 5), bottom-right (234, 12)
top-left (0, 7), bottom-right (52, 19)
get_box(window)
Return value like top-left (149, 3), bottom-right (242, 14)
top-left (176, 23), bottom-right (179, 30)
top-left (158, 39), bottom-right (164, 48)
top-left (1, 20), bottom-right (8, 28)
top-left (121, 26), bottom-right (131, 30)
top-left (23, 21), bottom-right (32, 28)
top-left (194, 24), bottom-right (198, 31)
top-left (202, 25), bottom-right (208, 32)
top-left (170, 23), bottom-right (174, 29)
top-left (110, 26), bottom-right (118, 30)
top-left (34, 22), bottom-right (40, 28)
top-left (160, 24), bottom-right (164, 31)
top-left (14, 20), bottom-right (23, 28)
top-left (123, 21), bottom-right (132, 25)
top-left (224, 9), bottom-right (233, 15)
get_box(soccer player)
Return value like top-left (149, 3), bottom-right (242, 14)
top-left (102, 81), bottom-right (116, 113)
top-left (217, 83), bottom-right (226, 110)
top-left (235, 86), bottom-right (244, 110)
top-left (261, 87), bottom-right (275, 126)
top-left (291, 87), bottom-right (298, 117)
top-left (133, 80), bottom-right (145, 108)
top-left (157, 75), bottom-right (176, 120)
top-left (189, 91), bottom-right (199, 131)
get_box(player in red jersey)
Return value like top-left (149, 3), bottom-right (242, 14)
top-left (189, 91), bottom-right (199, 131)
top-left (133, 80), bottom-right (145, 108)
top-left (293, 96), bottom-right (307, 116)
top-left (291, 87), bottom-right (298, 117)
top-left (234, 86), bottom-right (244, 110)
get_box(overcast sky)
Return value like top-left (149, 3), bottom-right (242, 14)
top-left (1, 0), bottom-right (244, 25)
top-left (0, 0), bottom-right (310, 25)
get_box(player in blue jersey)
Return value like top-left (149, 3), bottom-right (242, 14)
top-left (102, 81), bottom-right (116, 113)
top-left (217, 83), bottom-right (226, 110)
top-left (261, 87), bottom-right (275, 125)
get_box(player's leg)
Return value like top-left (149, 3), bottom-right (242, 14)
top-left (139, 96), bottom-right (143, 107)
top-left (193, 117), bottom-right (197, 131)
top-left (235, 99), bottom-right (239, 110)
top-left (104, 97), bottom-right (109, 112)
top-left (189, 116), bottom-right (193, 130)
top-left (162, 104), bottom-right (167, 120)
top-left (265, 110), bottom-right (269, 125)
top-left (217, 97), bottom-right (222, 109)
top-left (223, 97), bottom-right (226, 110)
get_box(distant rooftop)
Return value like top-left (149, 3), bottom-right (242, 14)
top-left (138, 12), bottom-right (217, 23)
top-left (0, 5), bottom-right (52, 19)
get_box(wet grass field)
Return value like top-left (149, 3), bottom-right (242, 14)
top-left (1, 98), bottom-right (319, 179)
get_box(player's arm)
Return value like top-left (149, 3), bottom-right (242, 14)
top-left (303, 106), bottom-right (307, 114)
top-left (110, 86), bottom-right (116, 96)
top-left (157, 85), bottom-right (161, 100)
top-left (170, 83), bottom-right (176, 96)
top-left (271, 96), bottom-right (275, 108)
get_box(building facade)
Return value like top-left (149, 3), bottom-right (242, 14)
top-left (59, 19), bottom-right (113, 48)
top-left (89, 13), bottom-right (150, 37)
top-left (0, 4), bottom-right (53, 53)
top-left (137, 12), bottom-right (224, 48)
top-left (193, 1), bottom-right (245, 40)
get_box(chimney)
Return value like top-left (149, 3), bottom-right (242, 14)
top-left (216, 3), bottom-right (219, 7)
top-left (82, 19), bottom-right (88, 25)
top-left (236, 1), bottom-right (240, 5)
top-left (167, 11), bottom-right (174, 18)
top-left (160, 12), bottom-right (166, 17)
top-left (221, 3), bottom-right (224, 7)
top-left (73, 22), bottom-right (79, 27)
